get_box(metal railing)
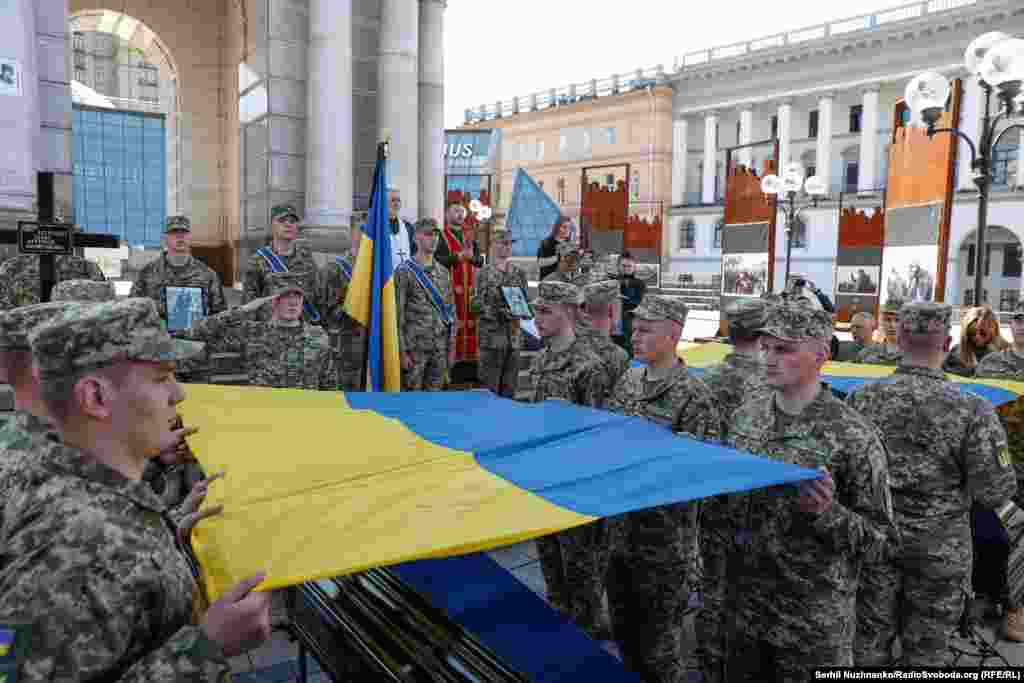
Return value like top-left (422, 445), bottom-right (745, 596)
top-left (462, 0), bottom-right (983, 127)
top-left (678, 0), bottom-right (978, 68)
top-left (463, 65), bottom-right (668, 125)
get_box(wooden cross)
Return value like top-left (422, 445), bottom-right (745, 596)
top-left (0, 173), bottom-right (120, 302)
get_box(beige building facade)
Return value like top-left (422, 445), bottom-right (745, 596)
top-left (460, 75), bottom-right (674, 265)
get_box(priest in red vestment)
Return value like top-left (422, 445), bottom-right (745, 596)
top-left (435, 202), bottom-right (484, 363)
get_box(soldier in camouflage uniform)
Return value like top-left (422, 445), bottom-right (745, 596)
top-left (320, 222), bottom-right (366, 391)
top-left (577, 280), bottom-right (631, 395)
top-left (179, 272), bottom-right (335, 390)
top-left (526, 281), bottom-right (610, 637)
top-left (696, 297), bottom-right (771, 682)
top-left (51, 278), bottom-right (116, 303)
top-left (396, 219), bottom-right (455, 391)
top-left (855, 299), bottom-right (903, 365)
top-left (0, 246), bottom-right (106, 311)
top-left (0, 297), bottom-right (270, 680)
top-left (717, 303), bottom-right (895, 680)
top-left (469, 225), bottom-right (527, 397)
top-left (130, 216), bottom-right (227, 326)
top-left (604, 294), bottom-right (721, 683)
top-left (851, 302), bottom-right (1018, 665)
top-left (541, 242), bottom-right (583, 284)
top-left (243, 203), bottom-right (322, 325)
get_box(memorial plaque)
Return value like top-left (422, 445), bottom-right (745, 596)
top-left (17, 222), bottom-right (73, 256)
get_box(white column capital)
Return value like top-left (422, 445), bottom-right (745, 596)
top-left (736, 103), bottom-right (754, 115)
top-left (861, 84), bottom-right (882, 96)
top-left (704, 110), bottom-right (718, 121)
top-left (776, 97), bottom-right (795, 108)
top-left (817, 90), bottom-right (838, 102)
top-left (419, 0), bottom-right (447, 7)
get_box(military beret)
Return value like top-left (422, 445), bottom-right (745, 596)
top-left (724, 298), bottom-right (773, 336)
top-left (267, 271), bottom-right (307, 298)
top-left (51, 279), bottom-right (117, 303)
top-left (271, 203), bottom-right (300, 221)
top-left (532, 281), bottom-right (582, 308)
top-left (899, 301), bottom-right (952, 335)
top-left (0, 302), bottom-right (82, 351)
top-left (29, 298), bottom-right (204, 382)
top-left (164, 215), bottom-right (191, 233)
top-left (583, 280), bottom-right (622, 307)
top-left (632, 295), bottom-right (689, 327)
top-left (556, 242), bottom-right (582, 258)
top-left (759, 303), bottom-right (833, 343)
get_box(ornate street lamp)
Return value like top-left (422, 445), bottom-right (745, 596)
top-left (761, 162), bottom-right (828, 288)
top-left (904, 32), bottom-right (1024, 306)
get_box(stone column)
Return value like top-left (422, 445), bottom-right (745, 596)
top-left (816, 92), bottom-right (835, 192)
top-left (777, 99), bottom-right (793, 167)
top-left (36, 0), bottom-right (71, 211)
top-left (378, 0), bottom-right (420, 218)
top-left (305, 0), bottom-right (353, 247)
top-left (859, 85), bottom-right (881, 192)
top-left (737, 106), bottom-right (753, 169)
top-left (0, 0), bottom-right (41, 226)
top-left (958, 75), bottom-right (983, 192)
top-left (1016, 128), bottom-right (1024, 189)
top-left (671, 118), bottom-right (688, 206)
top-left (418, 0), bottom-right (445, 226)
top-left (702, 112), bottom-right (717, 204)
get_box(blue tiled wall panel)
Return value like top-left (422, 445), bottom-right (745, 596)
top-left (72, 106), bottom-right (167, 248)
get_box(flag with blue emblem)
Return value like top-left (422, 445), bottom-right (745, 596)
top-left (343, 144), bottom-right (401, 391)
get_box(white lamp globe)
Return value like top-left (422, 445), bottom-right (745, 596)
top-left (904, 72), bottom-right (951, 114)
top-left (761, 174), bottom-right (783, 195)
top-left (979, 38), bottom-right (1024, 89)
top-left (965, 32), bottom-right (1011, 75)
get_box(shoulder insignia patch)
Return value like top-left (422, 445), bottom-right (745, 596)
top-left (999, 446), bottom-right (1013, 468)
top-left (0, 624), bottom-right (31, 682)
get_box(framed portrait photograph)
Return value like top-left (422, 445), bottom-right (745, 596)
top-left (501, 286), bottom-right (533, 319)
top-left (164, 286), bottom-right (208, 332)
top-left (721, 253), bottom-right (770, 297)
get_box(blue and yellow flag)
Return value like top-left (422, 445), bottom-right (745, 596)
top-left (182, 386), bottom-right (819, 601)
top-left (343, 150), bottom-right (401, 391)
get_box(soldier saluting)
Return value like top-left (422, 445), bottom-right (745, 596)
top-left (243, 203), bottom-right (321, 325)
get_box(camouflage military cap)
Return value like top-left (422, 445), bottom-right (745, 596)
top-left (415, 217), bottom-right (441, 234)
top-left (491, 225), bottom-right (516, 242)
top-left (724, 298), bottom-right (773, 335)
top-left (632, 295), bottom-right (689, 327)
top-left (51, 279), bottom-right (116, 303)
top-left (0, 302), bottom-right (80, 351)
top-left (267, 271), bottom-right (307, 298)
top-left (899, 301), bottom-right (952, 335)
top-left (164, 215), bottom-right (191, 233)
top-left (271, 203), bottom-right (300, 221)
top-left (759, 303), bottom-right (833, 342)
top-left (583, 280), bottom-right (622, 307)
top-left (29, 298), bottom-right (204, 381)
top-left (556, 242), bottom-right (582, 258)
top-left (880, 298), bottom-right (905, 314)
top-left (532, 281), bottom-right (582, 308)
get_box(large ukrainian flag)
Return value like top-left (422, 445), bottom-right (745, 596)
top-left (343, 148), bottom-right (401, 391)
top-left (181, 387), bottom-right (819, 601)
